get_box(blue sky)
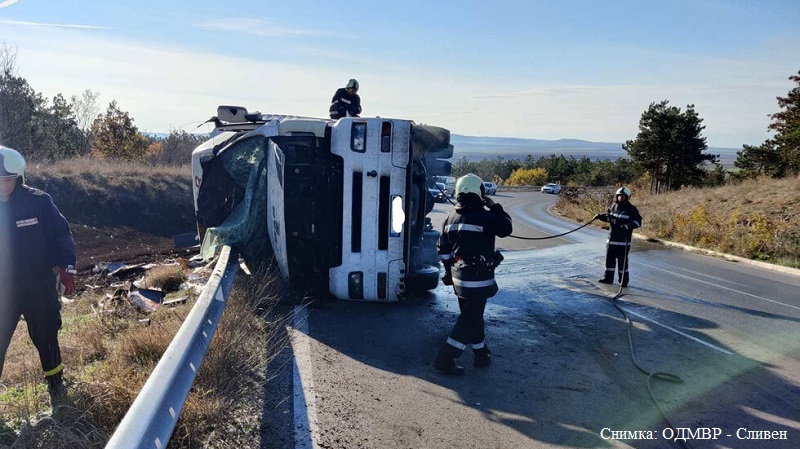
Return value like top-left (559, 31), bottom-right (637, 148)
top-left (1, 0), bottom-right (798, 148)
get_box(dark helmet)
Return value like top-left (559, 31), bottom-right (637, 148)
top-left (346, 79), bottom-right (359, 90)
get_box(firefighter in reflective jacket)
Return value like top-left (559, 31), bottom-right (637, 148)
top-left (329, 79), bottom-right (362, 119)
top-left (434, 173), bottom-right (512, 375)
top-left (595, 186), bottom-right (641, 287)
top-left (0, 146), bottom-right (76, 402)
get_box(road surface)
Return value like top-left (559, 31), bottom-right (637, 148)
top-left (261, 191), bottom-right (800, 449)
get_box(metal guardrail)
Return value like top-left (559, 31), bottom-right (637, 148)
top-left (106, 245), bottom-right (239, 449)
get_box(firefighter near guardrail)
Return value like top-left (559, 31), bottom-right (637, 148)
top-left (0, 146), bottom-right (77, 404)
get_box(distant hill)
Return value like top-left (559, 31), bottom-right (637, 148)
top-left (144, 131), bottom-right (738, 167)
top-left (450, 134), bottom-right (739, 167)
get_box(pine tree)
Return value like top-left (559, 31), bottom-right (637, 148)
top-left (768, 70), bottom-right (800, 176)
top-left (623, 101), bottom-right (717, 193)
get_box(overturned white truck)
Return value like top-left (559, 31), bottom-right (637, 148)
top-left (191, 106), bottom-right (454, 301)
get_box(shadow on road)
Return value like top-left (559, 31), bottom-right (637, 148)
top-left (260, 243), bottom-right (800, 449)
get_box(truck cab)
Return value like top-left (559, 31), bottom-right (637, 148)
top-left (191, 106), bottom-right (453, 301)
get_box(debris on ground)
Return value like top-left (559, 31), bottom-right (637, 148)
top-left (83, 253), bottom-right (215, 315)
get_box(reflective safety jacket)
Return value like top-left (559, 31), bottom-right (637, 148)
top-left (606, 201), bottom-right (642, 246)
top-left (438, 201), bottom-right (512, 299)
top-left (0, 185), bottom-right (76, 281)
top-left (329, 88), bottom-right (362, 119)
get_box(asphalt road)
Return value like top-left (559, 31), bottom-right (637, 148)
top-left (261, 191), bottom-right (800, 449)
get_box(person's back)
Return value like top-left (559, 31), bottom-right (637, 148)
top-left (329, 79), bottom-right (362, 119)
top-left (434, 173), bottom-right (512, 375)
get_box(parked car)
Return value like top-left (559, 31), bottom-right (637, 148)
top-left (541, 183), bottom-right (562, 194)
top-left (482, 181), bottom-right (498, 195)
top-left (428, 185), bottom-right (448, 203)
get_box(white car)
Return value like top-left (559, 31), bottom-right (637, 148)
top-left (541, 183), bottom-right (562, 194)
top-left (482, 182), bottom-right (497, 195)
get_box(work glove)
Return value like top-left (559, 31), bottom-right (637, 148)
top-left (594, 214), bottom-right (608, 222)
top-left (442, 272), bottom-right (453, 286)
top-left (58, 266), bottom-right (77, 296)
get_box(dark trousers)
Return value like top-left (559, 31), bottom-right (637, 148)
top-left (604, 244), bottom-right (631, 280)
top-left (448, 296), bottom-right (488, 347)
top-left (0, 277), bottom-right (63, 379)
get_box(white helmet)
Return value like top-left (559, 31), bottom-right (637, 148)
top-left (455, 173), bottom-right (484, 197)
top-left (346, 79), bottom-right (359, 90)
top-left (615, 186), bottom-right (631, 200)
top-left (0, 146), bottom-right (26, 182)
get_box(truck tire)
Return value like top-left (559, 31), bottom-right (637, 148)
top-left (405, 264), bottom-right (441, 294)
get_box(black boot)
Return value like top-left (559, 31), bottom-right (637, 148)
top-left (473, 345), bottom-right (491, 368)
top-left (46, 371), bottom-right (66, 404)
top-left (621, 273), bottom-right (630, 288)
top-left (598, 275), bottom-right (613, 284)
top-left (433, 344), bottom-right (465, 375)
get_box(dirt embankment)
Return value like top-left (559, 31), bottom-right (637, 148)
top-left (27, 164), bottom-right (196, 273)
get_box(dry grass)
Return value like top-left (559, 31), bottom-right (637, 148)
top-left (556, 177), bottom-right (800, 268)
top-left (2, 156), bottom-right (292, 447)
top-left (26, 157), bottom-right (190, 179)
top-left (25, 156), bottom-right (195, 236)
top-left (137, 266), bottom-right (187, 292)
top-left (1, 265), bottom-right (291, 448)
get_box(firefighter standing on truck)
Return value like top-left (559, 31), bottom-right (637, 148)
top-left (329, 79), bottom-right (362, 119)
top-left (434, 173), bottom-right (512, 375)
top-left (595, 186), bottom-right (641, 287)
top-left (0, 146), bottom-right (76, 403)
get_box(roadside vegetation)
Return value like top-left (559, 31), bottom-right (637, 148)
top-left (1, 44), bottom-right (291, 448)
top-left (450, 68), bottom-right (800, 269)
top-left (555, 177), bottom-right (800, 269)
top-left (1, 262), bottom-right (289, 448)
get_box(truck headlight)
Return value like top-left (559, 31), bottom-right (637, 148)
top-left (351, 123), bottom-right (366, 152)
top-left (390, 195), bottom-right (404, 236)
top-left (348, 271), bottom-right (364, 299)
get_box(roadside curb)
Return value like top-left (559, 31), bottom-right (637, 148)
top-left (633, 233), bottom-right (800, 278)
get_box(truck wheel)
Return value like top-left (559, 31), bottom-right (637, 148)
top-left (405, 264), bottom-right (440, 294)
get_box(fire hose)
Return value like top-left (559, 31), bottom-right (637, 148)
top-left (435, 185), bottom-right (692, 448)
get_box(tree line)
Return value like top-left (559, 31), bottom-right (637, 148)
top-left (453, 69), bottom-right (799, 191)
top-left (2, 42), bottom-right (798, 187)
top-left (0, 43), bottom-right (204, 165)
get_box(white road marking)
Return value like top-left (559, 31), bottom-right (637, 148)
top-left (291, 306), bottom-right (320, 449)
top-left (620, 307), bottom-right (735, 355)
top-left (638, 261), bottom-right (800, 312)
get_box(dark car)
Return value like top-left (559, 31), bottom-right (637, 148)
top-left (428, 184), bottom-right (448, 202)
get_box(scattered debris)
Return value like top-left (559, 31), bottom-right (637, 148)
top-left (127, 291), bottom-right (159, 312)
top-left (84, 256), bottom-right (216, 315)
top-left (136, 288), bottom-right (166, 304)
top-left (173, 232), bottom-right (200, 249)
top-left (163, 296), bottom-right (189, 307)
top-left (108, 263), bottom-right (145, 278)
